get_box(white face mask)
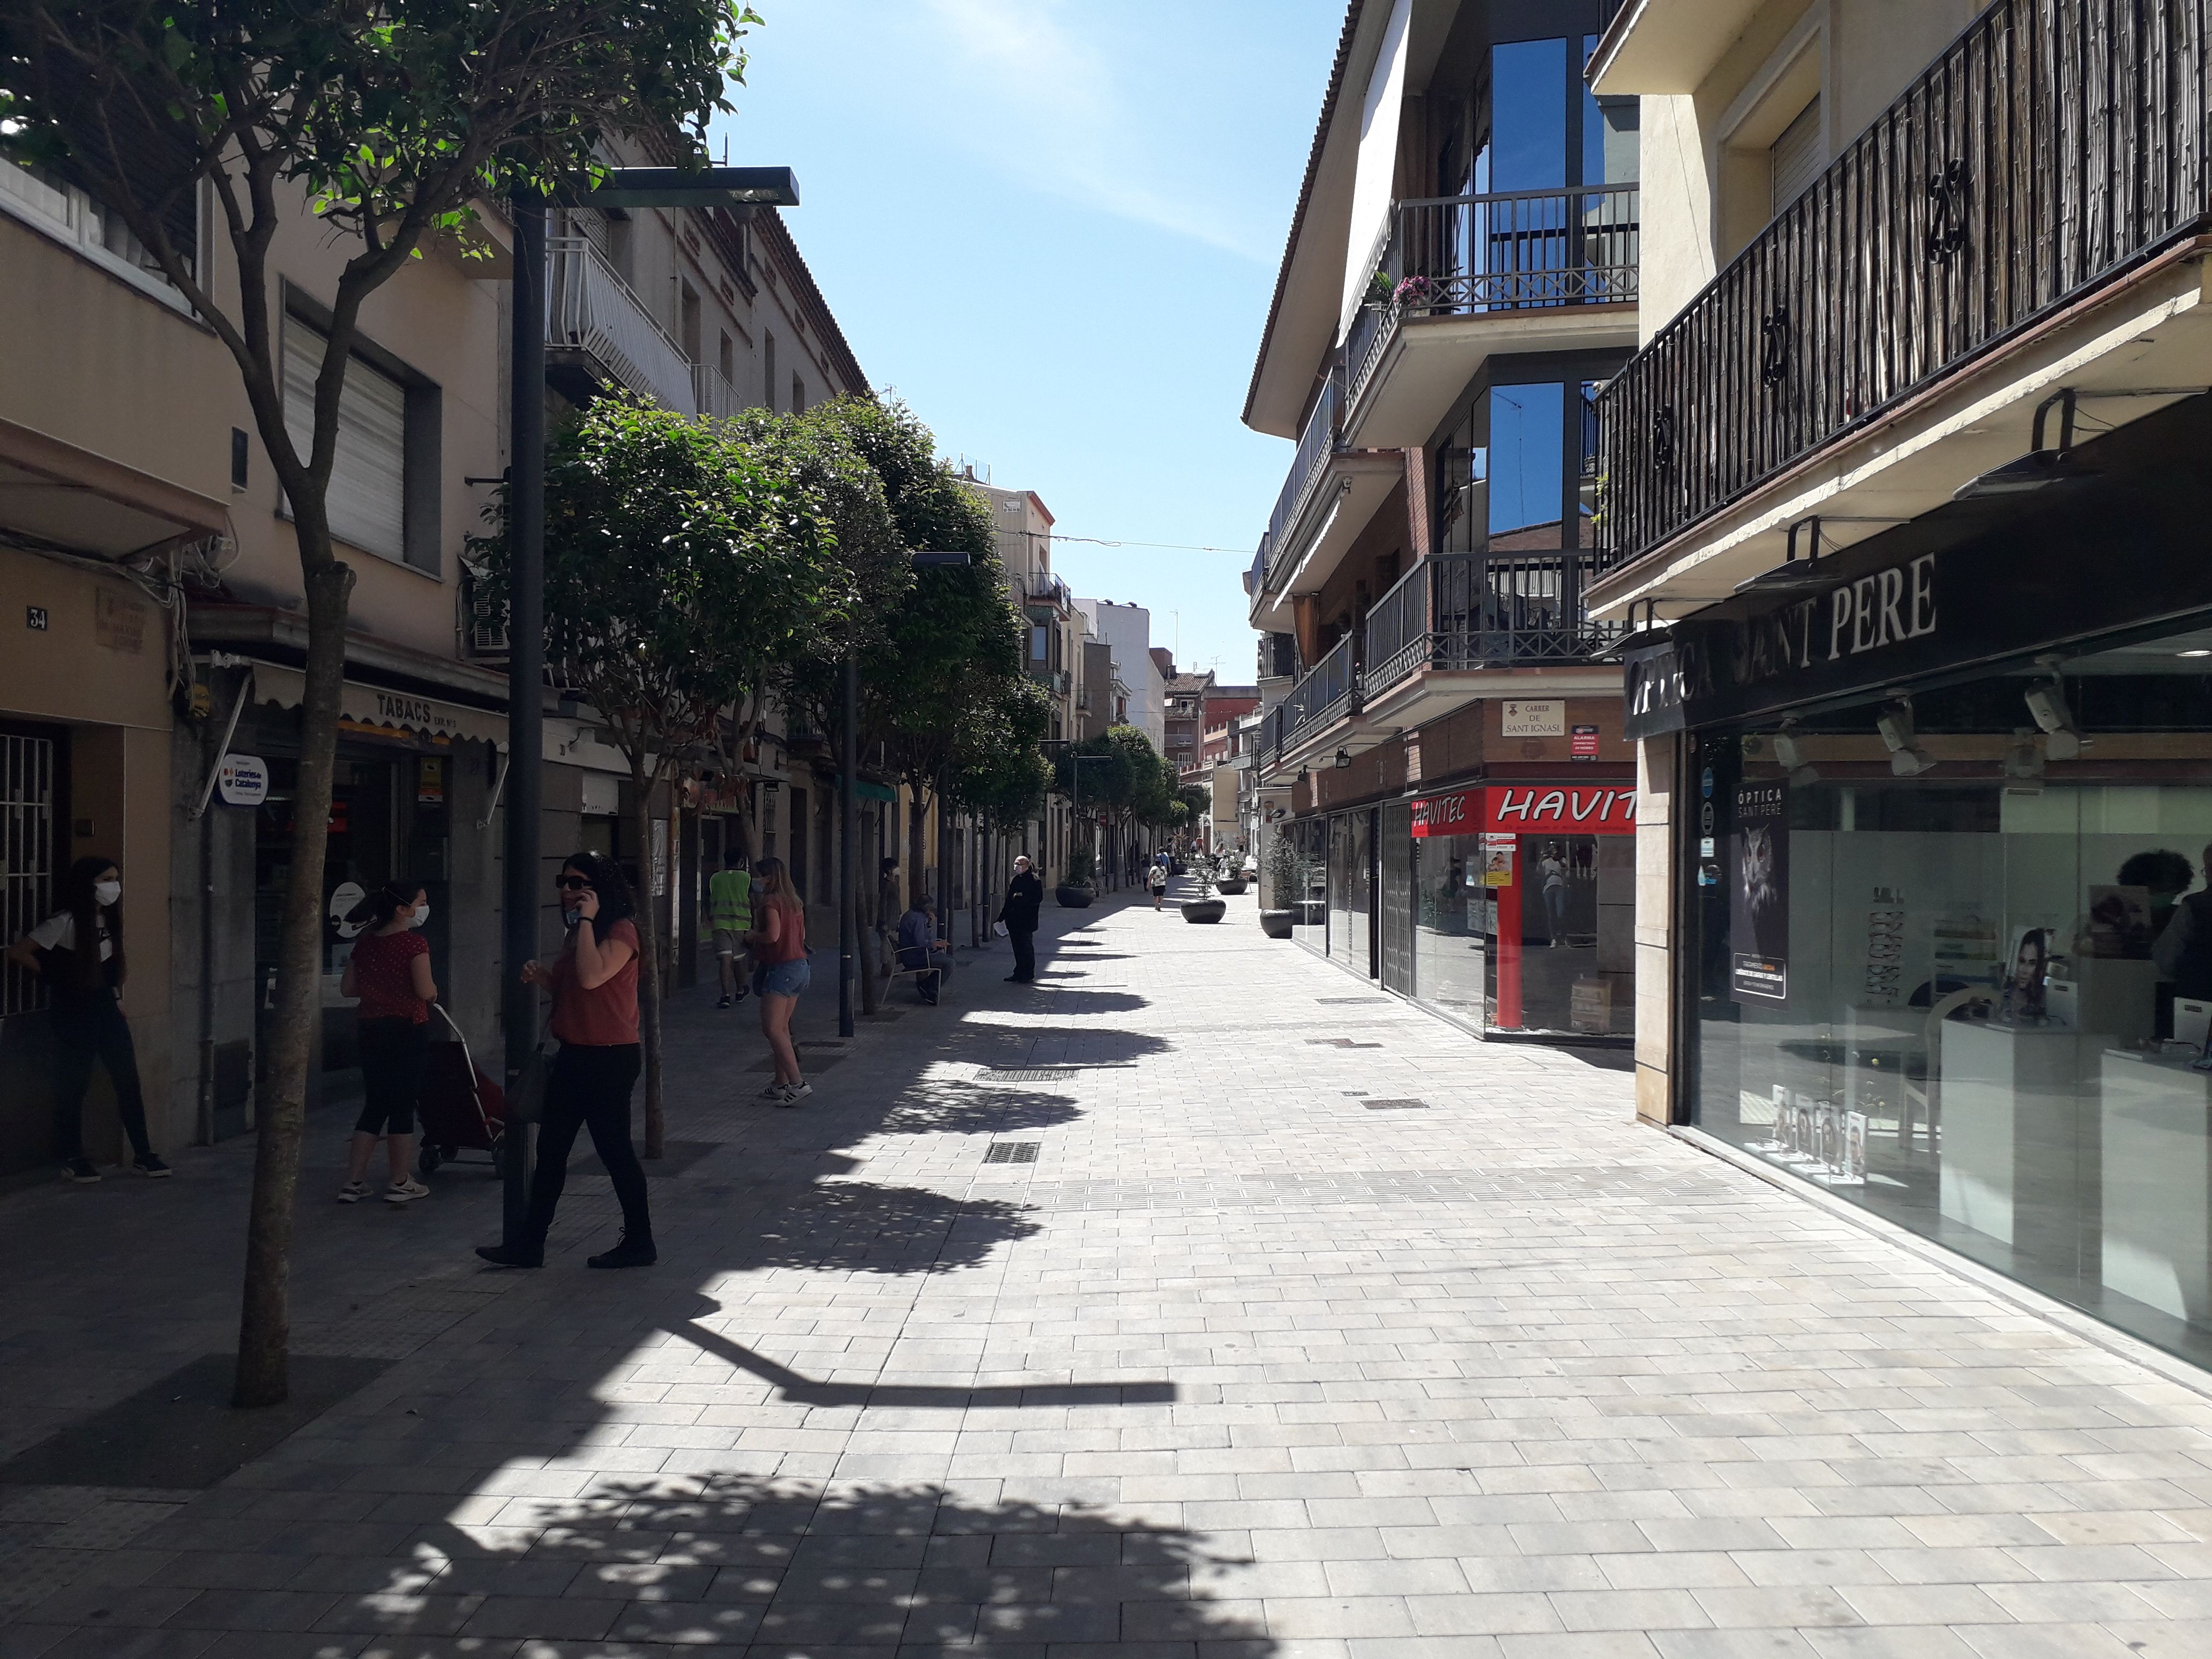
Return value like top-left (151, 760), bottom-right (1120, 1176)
top-left (93, 880), bottom-right (122, 907)
top-left (407, 901), bottom-right (429, 930)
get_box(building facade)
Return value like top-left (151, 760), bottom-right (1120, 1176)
top-left (0, 135), bottom-right (872, 1172)
top-left (1593, 0), bottom-right (2212, 1368)
top-left (1245, 0), bottom-right (1641, 1044)
top-left (1074, 598), bottom-right (1167, 751)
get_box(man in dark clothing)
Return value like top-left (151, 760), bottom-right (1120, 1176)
top-left (997, 854), bottom-right (1044, 983)
top-left (2154, 842), bottom-right (2212, 1000)
top-left (895, 895), bottom-right (953, 1005)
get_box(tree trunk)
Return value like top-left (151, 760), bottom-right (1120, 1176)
top-left (856, 798), bottom-right (881, 1015)
top-left (234, 557), bottom-right (352, 1408)
top-left (907, 782), bottom-right (926, 906)
top-left (630, 765), bottom-right (666, 1159)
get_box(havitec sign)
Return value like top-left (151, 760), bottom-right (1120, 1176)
top-left (1409, 784), bottom-right (1636, 837)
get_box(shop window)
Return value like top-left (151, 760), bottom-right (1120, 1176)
top-left (1687, 623), bottom-right (2212, 1366)
top-left (281, 308), bottom-right (442, 573)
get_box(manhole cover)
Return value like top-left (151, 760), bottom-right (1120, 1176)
top-left (983, 1141), bottom-right (1040, 1164)
top-left (977, 1067), bottom-right (1082, 1083)
top-left (1363, 1099), bottom-right (1427, 1111)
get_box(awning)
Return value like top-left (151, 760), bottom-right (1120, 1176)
top-left (247, 661), bottom-right (509, 750)
top-left (0, 415), bottom-right (231, 558)
top-left (857, 780), bottom-right (898, 803)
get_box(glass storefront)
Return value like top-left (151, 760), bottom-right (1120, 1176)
top-left (1688, 619), bottom-right (2212, 1365)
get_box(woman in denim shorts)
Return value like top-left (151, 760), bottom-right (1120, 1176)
top-left (744, 858), bottom-right (811, 1104)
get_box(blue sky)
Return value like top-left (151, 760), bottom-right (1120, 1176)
top-left (711, 0), bottom-right (1347, 686)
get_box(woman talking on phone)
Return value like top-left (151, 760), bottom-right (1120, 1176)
top-left (476, 851), bottom-right (655, 1270)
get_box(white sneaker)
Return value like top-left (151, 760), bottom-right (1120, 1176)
top-left (337, 1181), bottom-right (370, 1204)
top-left (384, 1179), bottom-right (430, 1205)
top-left (758, 1081), bottom-right (794, 1102)
top-left (775, 1081), bottom-right (812, 1107)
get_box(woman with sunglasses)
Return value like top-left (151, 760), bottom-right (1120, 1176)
top-left (476, 851), bottom-right (655, 1270)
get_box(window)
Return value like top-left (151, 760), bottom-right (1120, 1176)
top-left (281, 311), bottom-right (439, 572)
top-left (1, 159), bottom-right (195, 308)
top-left (764, 332), bottom-right (778, 412)
top-left (1030, 626), bottom-right (1049, 663)
top-left (1489, 39), bottom-right (1568, 193)
top-left (791, 373), bottom-right (806, 414)
top-left (679, 280), bottom-right (702, 361)
top-left (1770, 98), bottom-right (1822, 219)
top-left (718, 330), bottom-right (735, 384)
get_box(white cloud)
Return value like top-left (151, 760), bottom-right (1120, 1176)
top-left (916, 0), bottom-right (1273, 260)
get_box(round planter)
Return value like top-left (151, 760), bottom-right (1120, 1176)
top-left (1055, 884), bottom-right (1095, 908)
top-left (1259, 909), bottom-right (1295, 939)
top-left (1180, 898), bottom-right (1227, 924)
top-left (1215, 877), bottom-right (1248, 895)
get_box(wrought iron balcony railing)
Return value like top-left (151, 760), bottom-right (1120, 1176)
top-left (1280, 632), bottom-right (1361, 754)
top-left (1261, 366), bottom-right (1344, 589)
top-left (547, 237), bottom-right (696, 414)
top-left (1596, 0), bottom-right (2212, 575)
top-left (1362, 552), bottom-right (1627, 697)
top-left (1347, 185), bottom-right (1640, 415)
top-left (692, 361), bottom-right (743, 420)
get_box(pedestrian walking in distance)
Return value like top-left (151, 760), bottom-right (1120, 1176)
top-left (746, 857), bottom-right (812, 1104)
top-left (708, 846), bottom-right (753, 1009)
top-left (997, 853), bottom-right (1044, 983)
top-left (4, 856), bottom-right (169, 1183)
top-left (476, 851), bottom-right (655, 1271)
top-left (337, 881), bottom-right (436, 1205)
top-left (895, 893), bottom-right (954, 1005)
top-left (1148, 859), bottom-right (1169, 910)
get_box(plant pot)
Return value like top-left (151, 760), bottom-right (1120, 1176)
top-left (1259, 909), bottom-right (1294, 939)
top-left (1215, 877), bottom-right (1248, 895)
top-left (1180, 898), bottom-right (1227, 924)
top-left (1055, 884), bottom-right (1095, 908)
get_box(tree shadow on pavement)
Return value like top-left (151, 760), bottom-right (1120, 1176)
top-left (876, 1082), bottom-right (1084, 1138)
top-left (359, 1475), bottom-right (1274, 1656)
top-left (953, 1022), bottom-right (1167, 1070)
top-left (723, 1181), bottom-right (1042, 1276)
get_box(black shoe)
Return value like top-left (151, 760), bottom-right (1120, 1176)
top-left (62, 1157), bottom-right (100, 1184)
top-left (131, 1154), bottom-right (173, 1178)
top-left (1003, 974), bottom-right (1022, 982)
top-left (921, 994), bottom-right (939, 1006)
top-left (716, 993), bottom-right (733, 1009)
top-left (588, 1231), bottom-right (657, 1270)
top-left (475, 1242), bottom-right (544, 1268)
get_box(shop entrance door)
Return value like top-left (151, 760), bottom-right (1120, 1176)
top-left (1380, 802), bottom-right (1414, 996)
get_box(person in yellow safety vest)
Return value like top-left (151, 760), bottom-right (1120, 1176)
top-left (708, 847), bottom-right (754, 1009)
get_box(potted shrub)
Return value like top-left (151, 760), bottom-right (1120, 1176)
top-left (1056, 845), bottom-right (1097, 908)
top-left (1259, 837), bottom-right (1299, 938)
top-left (1180, 860), bottom-right (1225, 924)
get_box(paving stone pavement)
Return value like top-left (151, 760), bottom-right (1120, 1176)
top-left (8, 881), bottom-right (2212, 1657)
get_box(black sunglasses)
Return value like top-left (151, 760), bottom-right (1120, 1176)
top-left (556, 874), bottom-right (595, 892)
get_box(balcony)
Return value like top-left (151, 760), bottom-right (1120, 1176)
top-left (1359, 552), bottom-right (1626, 728)
top-left (1343, 186), bottom-right (1640, 448)
top-left (692, 361), bottom-right (743, 420)
top-left (1272, 632), bottom-right (1363, 768)
top-left (547, 237), bottom-right (696, 414)
top-left (1025, 571), bottom-right (1073, 610)
top-left (1593, 0), bottom-right (2212, 596)
top-left (1250, 367), bottom-right (1402, 630)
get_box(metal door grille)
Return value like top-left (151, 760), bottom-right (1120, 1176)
top-left (3, 734), bottom-right (56, 1017)
top-left (1379, 802), bottom-right (1414, 997)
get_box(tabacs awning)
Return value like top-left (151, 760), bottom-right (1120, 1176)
top-left (248, 661), bottom-right (507, 750)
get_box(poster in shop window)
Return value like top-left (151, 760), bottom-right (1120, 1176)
top-left (1730, 780), bottom-right (1789, 1002)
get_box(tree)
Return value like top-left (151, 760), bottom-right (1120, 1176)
top-left (0, 0), bottom-right (755, 1407)
top-left (475, 398), bottom-right (848, 1155)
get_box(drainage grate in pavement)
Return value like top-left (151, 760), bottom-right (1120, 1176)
top-left (976, 1067), bottom-right (1082, 1083)
top-left (1317, 996), bottom-right (1393, 1004)
top-left (1362, 1098), bottom-right (1428, 1111)
top-left (983, 1141), bottom-right (1040, 1164)
top-left (1304, 1037), bottom-right (1385, 1049)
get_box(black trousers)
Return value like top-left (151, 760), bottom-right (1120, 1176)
top-left (1009, 926), bottom-right (1036, 981)
top-left (355, 1018), bottom-right (428, 1136)
top-left (525, 1043), bottom-right (651, 1245)
top-left (53, 992), bottom-right (152, 1162)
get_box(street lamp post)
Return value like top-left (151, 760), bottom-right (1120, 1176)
top-left (498, 165), bottom-right (799, 1250)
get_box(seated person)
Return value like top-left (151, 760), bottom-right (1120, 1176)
top-left (895, 895), bottom-right (954, 1005)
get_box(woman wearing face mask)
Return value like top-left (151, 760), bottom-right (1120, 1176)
top-left (337, 881), bottom-right (437, 1205)
top-left (5, 857), bottom-right (167, 1182)
top-left (476, 851), bottom-right (654, 1270)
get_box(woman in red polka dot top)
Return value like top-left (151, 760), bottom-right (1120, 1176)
top-left (338, 880), bottom-right (438, 1205)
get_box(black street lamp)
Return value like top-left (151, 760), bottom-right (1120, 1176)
top-left (502, 165), bottom-right (800, 1247)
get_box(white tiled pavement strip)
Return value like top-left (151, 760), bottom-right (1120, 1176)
top-left (7, 884), bottom-right (2212, 1657)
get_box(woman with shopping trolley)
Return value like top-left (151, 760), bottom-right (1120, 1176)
top-left (337, 880), bottom-right (437, 1206)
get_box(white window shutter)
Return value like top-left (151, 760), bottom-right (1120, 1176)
top-left (283, 313), bottom-right (406, 561)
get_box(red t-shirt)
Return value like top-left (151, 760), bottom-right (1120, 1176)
top-left (757, 898), bottom-right (806, 964)
top-left (351, 929), bottom-right (430, 1023)
top-left (551, 917), bottom-right (641, 1047)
